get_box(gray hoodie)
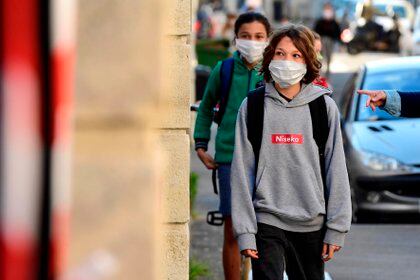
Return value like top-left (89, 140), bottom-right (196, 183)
top-left (231, 82), bottom-right (351, 252)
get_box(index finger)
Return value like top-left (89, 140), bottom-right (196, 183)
top-left (328, 244), bottom-right (335, 260)
top-left (357, 89), bottom-right (375, 97)
top-left (248, 250), bottom-right (259, 259)
top-left (250, 252), bottom-right (259, 259)
top-left (322, 243), bottom-right (328, 257)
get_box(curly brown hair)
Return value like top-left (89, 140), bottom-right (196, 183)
top-left (260, 24), bottom-right (322, 84)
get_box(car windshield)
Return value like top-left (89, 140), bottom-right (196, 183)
top-left (374, 4), bottom-right (407, 18)
top-left (357, 68), bottom-right (420, 121)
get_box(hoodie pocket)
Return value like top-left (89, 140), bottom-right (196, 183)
top-left (254, 163), bottom-right (325, 221)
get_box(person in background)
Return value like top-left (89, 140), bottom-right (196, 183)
top-left (221, 12), bottom-right (237, 41)
top-left (279, 16), bottom-right (290, 26)
top-left (239, 0), bottom-right (264, 13)
top-left (314, 3), bottom-right (341, 76)
top-left (358, 89), bottom-right (420, 118)
top-left (196, 1), bottom-right (215, 39)
top-left (312, 31), bottom-right (331, 89)
top-left (194, 12), bottom-right (271, 280)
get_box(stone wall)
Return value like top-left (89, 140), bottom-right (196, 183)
top-left (160, 0), bottom-right (192, 278)
top-left (70, 0), bottom-right (192, 279)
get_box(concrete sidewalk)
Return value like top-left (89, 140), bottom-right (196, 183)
top-left (190, 124), bottom-right (225, 279)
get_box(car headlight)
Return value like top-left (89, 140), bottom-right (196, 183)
top-left (360, 150), bottom-right (413, 172)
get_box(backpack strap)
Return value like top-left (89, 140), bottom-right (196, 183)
top-left (309, 95), bottom-right (330, 204)
top-left (214, 57), bottom-right (235, 125)
top-left (246, 86), bottom-right (266, 199)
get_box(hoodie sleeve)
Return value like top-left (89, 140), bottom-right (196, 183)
top-left (230, 98), bottom-right (258, 252)
top-left (323, 96), bottom-right (352, 247)
top-left (193, 62), bottom-right (222, 151)
top-left (382, 90), bottom-right (401, 117)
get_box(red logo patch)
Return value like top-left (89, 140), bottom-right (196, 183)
top-left (271, 134), bottom-right (303, 144)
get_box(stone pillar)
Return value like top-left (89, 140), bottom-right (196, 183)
top-left (160, 0), bottom-right (192, 279)
top-left (70, 0), bottom-right (192, 279)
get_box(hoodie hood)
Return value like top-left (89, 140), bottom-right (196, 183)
top-left (265, 82), bottom-right (332, 108)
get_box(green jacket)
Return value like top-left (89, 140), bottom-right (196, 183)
top-left (194, 51), bottom-right (264, 163)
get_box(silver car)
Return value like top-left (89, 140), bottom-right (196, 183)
top-left (340, 56), bottom-right (420, 222)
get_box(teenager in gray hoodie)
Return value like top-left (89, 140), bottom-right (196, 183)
top-left (231, 24), bottom-right (352, 280)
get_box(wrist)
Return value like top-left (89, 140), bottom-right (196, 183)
top-left (194, 138), bottom-right (209, 152)
top-left (196, 148), bottom-right (206, 154)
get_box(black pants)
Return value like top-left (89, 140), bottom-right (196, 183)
top-left (252, 223), bottom-right (325, 280)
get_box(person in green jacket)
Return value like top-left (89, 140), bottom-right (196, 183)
top-left (194, 12), bottom-right (271, 280)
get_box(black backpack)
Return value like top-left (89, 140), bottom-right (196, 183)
top-left (246, 86), bottom-right (330, 202)
top-left (213, 57), bottom-right (235, 125)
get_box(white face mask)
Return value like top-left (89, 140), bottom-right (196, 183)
top-left (268, 60), bottom-right (307, 88)
top-left (235, 39), bottom-right (268, 64)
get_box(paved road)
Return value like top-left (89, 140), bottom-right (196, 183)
top-left (190, 51), bottom-right (420, 279)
